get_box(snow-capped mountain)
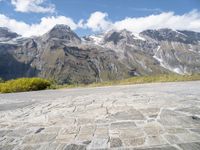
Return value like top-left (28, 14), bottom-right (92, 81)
top-left (0, 25), bottom-right (200, 84)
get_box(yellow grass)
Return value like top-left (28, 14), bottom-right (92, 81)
top-left (1, 74), bottom-right (200, 93)
top-left (56, 74), bottom-right (200, 89)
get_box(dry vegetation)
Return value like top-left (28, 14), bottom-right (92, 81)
top-left (54, 74), bottom-right (200, 89)
top-left (1, 74), bottom-right (200, 93)
top-left (0, 78), bottom-right (51, 93)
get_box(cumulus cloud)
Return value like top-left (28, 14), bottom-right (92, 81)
top-left (0, 14), bottom-right (78, 37)
top-left (113, 10), bottom-right (200, 33)
top-left (11, 0), bottom-right (55, 13)
top-left (85, 11), bottom-right (112, 32)
top-left (0, 10), bottom-right (200, 37)
top-left (85, 10), bottom-right (200, 34)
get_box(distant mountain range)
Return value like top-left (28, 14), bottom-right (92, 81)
top-left (0, 25), bottom-right (200, 84)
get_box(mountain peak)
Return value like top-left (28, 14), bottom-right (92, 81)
top-left (42, 24), bottom-right (81, 43)
top-left (0, 27), bottom-right (9, 31)
top-left (140, 28), bottom-right (195, 43)
top-left (51, 24), bottom-right (71, 31)
top-left (103, 29), bottom-right (135, 45)
top-left (0, 27), bottom-right (19, 40)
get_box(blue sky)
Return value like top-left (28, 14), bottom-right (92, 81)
top-left (53, 0), bottom-right (200, 20)
top-left (0, 0), bottom-right (200, 36)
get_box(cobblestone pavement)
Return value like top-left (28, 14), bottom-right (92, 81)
top-left (0, 81), bottom-right (200, 150)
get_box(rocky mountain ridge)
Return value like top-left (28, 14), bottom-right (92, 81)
top-left (0, 25), bottom-right (200, 84)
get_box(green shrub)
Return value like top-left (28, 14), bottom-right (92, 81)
top-left (0, 78), bottom-right (51, 93)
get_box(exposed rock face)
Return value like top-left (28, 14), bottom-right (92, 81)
top-left (0, 27), bottom-right (19, 41)
top-left (140, 29), bottom-right (200, 74)
top-left (141, 29), bottom-right (200, 44)
top-left (0, 25), bottom-right (200, 84)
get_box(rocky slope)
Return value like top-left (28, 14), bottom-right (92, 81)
top-left (0, 25), bottom-right (200, 84)
top-left (0, 27), bottom-right (19, 41)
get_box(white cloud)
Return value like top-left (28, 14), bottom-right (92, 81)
top-left (0, 14), bottom-right (30, 34)
top-left (0, 14), bottom-right (78, 37)
top-left (11, 0), bottom-right (55, 13)
top-left (113, 10), bottom-right (200, 33)
top-left (85, 11), bottom-right (112, 32)
top-left (0, 10), bottom-right (200, 37)
top-left (85, 10), bottom-right (200, 34)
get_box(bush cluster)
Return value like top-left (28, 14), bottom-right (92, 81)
top-left (0, 78), bottom-right (51, 93)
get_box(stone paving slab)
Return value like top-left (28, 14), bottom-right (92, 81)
top-left (0, 81), bottom-right (200, 150)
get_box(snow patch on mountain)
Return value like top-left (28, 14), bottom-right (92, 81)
top-left (132, 33), bottom-right (146, 41)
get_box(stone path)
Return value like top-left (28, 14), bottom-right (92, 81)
top-left (0, 81), bottom-right (200, 150)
